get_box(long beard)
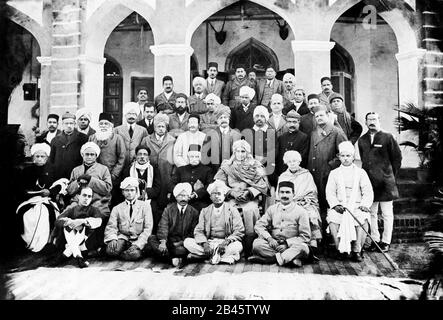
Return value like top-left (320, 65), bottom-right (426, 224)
top-left (96, 130), bottom-right (113, 141)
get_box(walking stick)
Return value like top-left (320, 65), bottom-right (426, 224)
top-left (343, 207), bottom-right (399, 270)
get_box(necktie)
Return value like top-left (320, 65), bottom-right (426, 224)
top-left (129, 203), bottom-right (133, 218)
top-left (180, 206), bottom-right (184, 215)
top-left (129, 125), bottom-right (134, 138)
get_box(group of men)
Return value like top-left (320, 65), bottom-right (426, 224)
top-left (26, 62), bottom-right (402, 269)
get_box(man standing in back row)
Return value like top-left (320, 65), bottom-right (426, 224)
top-left (358, 112), bottom-right (402, 253)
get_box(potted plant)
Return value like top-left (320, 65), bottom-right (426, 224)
top-left (395, 102), bottom-right (440, 182)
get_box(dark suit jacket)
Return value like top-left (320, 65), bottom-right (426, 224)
top-left (283, 100), bottom-right (310, 116)
top-left (255, 78), bottom-right (284, 107)
top-left (170, 163), bottom-right (214, 211)
top-left (137, 118), bottom-right (155, 134)
top-left (37, 129), bottom-right (61, 145)
top-left (358, 130), bottom-right (402, 201)
top-left (156, 203), bottom-right (200, 243)
top-left (205, 78), bottom-right (225, 97)
top-left (49, 130), bottom-right (88, 180)
top-left (231, 102), bottom-right (257, 132)
top-left (222, 78), bottom-right (256, 108)
top-left (154, 92), bottom-right (178, 114)
top-left (276, 130), bottom-right (309, 175)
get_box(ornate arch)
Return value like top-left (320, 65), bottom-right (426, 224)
top-left (225, 38), bottom-right (279, 73)
top-left (83, 0), bottom-right (158, 57)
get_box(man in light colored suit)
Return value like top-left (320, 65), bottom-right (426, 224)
top-left (114, 102), bottom-right (149, 172)
top-left (268, 94), bottom-right (287, 139)
top-left (205, 62), bottom-right (225, 97)
top-left (255, 66), bottom-right (284, 109)
top-left (104, 177), bottom-right (153, 261)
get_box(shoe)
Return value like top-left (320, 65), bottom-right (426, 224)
top-left (292, 258), bottom-right (303, 268)
top-left (378, 242), bottom-right (390, 253)
top-left (48, 254), bottom-right (69, 267)
top-left (247, 255), bottom-right (270, 264)
top-left (186, 253), bottom-right (205, 262)
top-left (338, 252), bottom-right (349, 261)
top-left (350, 251), bottom-right (363, 262)
top-left (367, 241), bottom-right (379, 252)
top-left (76, 257), bottom-right (89, 268)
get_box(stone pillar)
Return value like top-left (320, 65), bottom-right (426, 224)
top-left (291, 40), bottom-right (335, 95)
top-left (395, 49), bottom-right (426, 105)
top-left (150, 44), bottom-right (194, 96)
top-left (79, 54), bottom-right (106, 127)
top-left (50, 0), bottom-right (82, 116)
top-left (36, 56), bottom-right (51, 129)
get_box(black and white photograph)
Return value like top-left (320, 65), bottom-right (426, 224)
top-left (0, 0), bottom-right (443, 306)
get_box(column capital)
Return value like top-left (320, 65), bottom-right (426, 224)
top-left (291, 40), bottom-right (335, 52)
top-left (36, 56), bottom-right (52, 65)
top-left (79, 54), bottom-right (106, 65)
top-left (395, 49), bottom-right (426, 62)
top-left (150, 44), bottom-right (194, 57)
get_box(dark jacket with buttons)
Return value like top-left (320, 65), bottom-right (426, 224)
top-left (358, 130), bottom-right (402, 201)
top-left (171, 163), bottom-right (214, 212)
top-left (49, 129), bottom-right (88, 180)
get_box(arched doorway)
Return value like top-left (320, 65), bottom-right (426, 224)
top-left (331, 41), bottom-right (355, 114)
top-left (103, 56), bottom-right (123, 125)
top-left (225, 38), bottom-right (279, 80)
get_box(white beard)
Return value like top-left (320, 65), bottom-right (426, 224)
top-left (96, 130), bottom-right (113, 141)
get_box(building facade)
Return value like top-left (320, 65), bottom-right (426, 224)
top-left (5, 0), bottom-right (443, 166)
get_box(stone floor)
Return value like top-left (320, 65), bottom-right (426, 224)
top-left (2, 244), bottom-right (431, 300)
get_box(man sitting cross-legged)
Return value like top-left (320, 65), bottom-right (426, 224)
top-left (104, 177), bottom-right (153, 261)
top-left (50, 186), bottom-right (103, 268)
top-left (249, 181), bottom-right (311, 267)
top-left (184, 181), bottom-right (245, 265)
top-left (146, 183), bottom-right (200, 268)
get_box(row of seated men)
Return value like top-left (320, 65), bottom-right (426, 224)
top-left (18, 137), bottom-right (374, 269)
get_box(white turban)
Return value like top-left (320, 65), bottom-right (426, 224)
top-left (153, 113), bottom-right (169, 126)
top-left (192, 76), bottom-right (207, 89)
top-left (204, 93), bottom-right (221, 105)
top-left (120, 177), bottom-right (139, 189)
top-left (80, 142), bottom-right (101, 157)
top-left (123, 102), bottom-right (140, 116)
top-left (31, 143), bottom-right (51, 156)
top-left (75, 108), bottom-right (92, 122)
top-left (283, 150), bottom-right (302, 164)
top-left (253, 105), bottom-right (270, 121)
top-left (232, 139), bottom-right (251, 154)
top-left (282, 73), bottom-right (295, 82)
top-left (338, 141), bottom-right (355, 155)
top-left (173, 182), bottom-right (193, 198)
top-left (207, 180), bottom-right (230, 195)
top-left (239, 86), bottom-right (255, 100)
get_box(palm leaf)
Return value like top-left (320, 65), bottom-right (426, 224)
top-left (394, 116), bottom-right (420, 131)
top-left (399, 141), bottom-right (419, 149)
top-left (394, 102), bottom-right (426, 119)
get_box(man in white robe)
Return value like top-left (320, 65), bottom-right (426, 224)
top-left (326, 141), bottom-right (374, 262)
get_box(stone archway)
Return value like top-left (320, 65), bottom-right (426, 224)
top-left (82, 0), bottom-right (158, 126)
top-left (225, 38), bottom-right (279, 77)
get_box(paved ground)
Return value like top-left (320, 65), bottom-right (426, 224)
top-left (2, 244), bottom-right (430, 300)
